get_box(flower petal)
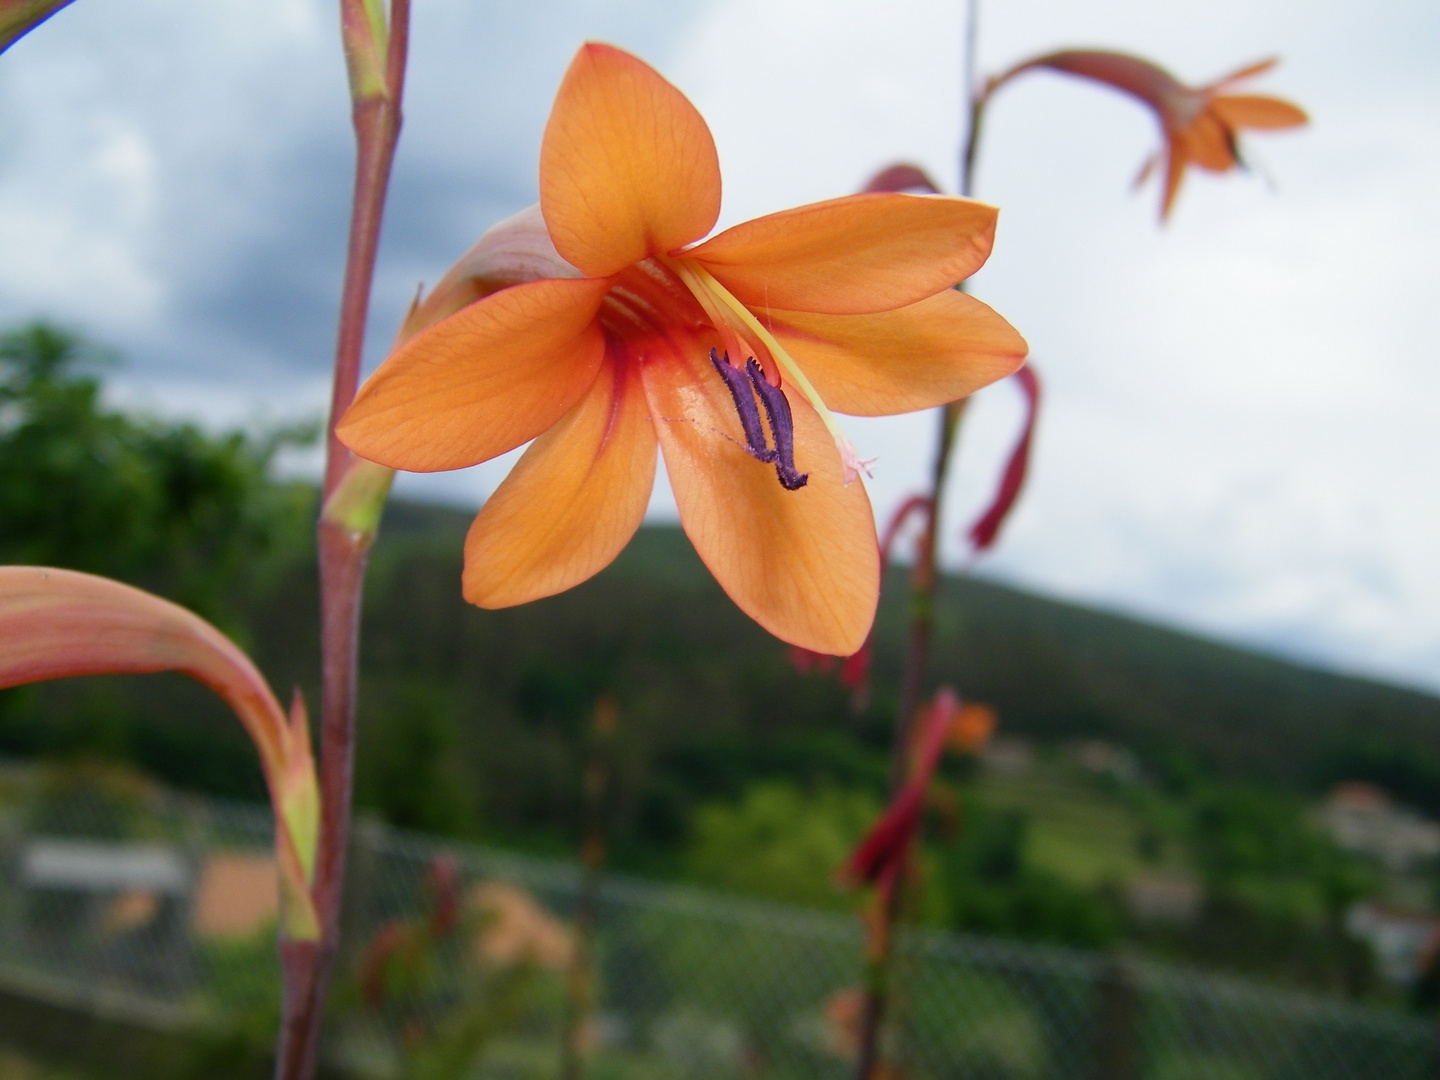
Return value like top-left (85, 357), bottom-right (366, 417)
top-left (687, 193), bottom-right (997, 316)
top-left (1203, 56), bottom-right (1279, 92)
top-left (338, 277), bottom-right (610, 472)
top-left (1017, 50), bottom-right (1185, 116)
top-left (540, 43), bottom-right (721, 278)
top-left (1160, 140), bottom-right (1187, 220)
top-left (463, 354), bottom-right (656, 607)
top-left (967, 365), bottom-right (1039, 552)
top-left (842, 687), bottom-right (960, 887)
top-left (1210, 94), bottom-right (1308, 130)
top-left (400, 204), bottom-right (583, 342)
top-left (642, 341), bottom-right (878, 654)
top-left (1180, 111), bottom-right (1238, 171)
top-left (761, 290), bottom-right (1027, 416)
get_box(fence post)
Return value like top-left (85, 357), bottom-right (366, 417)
top-left (1091, 954), bottom-right (1140, 1080)
top-left (0, 814), bottom-right (20, 962)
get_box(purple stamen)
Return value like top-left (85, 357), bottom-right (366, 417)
top-left (745, 358), bottom-right (809, 491)
top-left (710, 348), bottom-right (775, 465)
top-left (710, 348), bottom-right (809, 491)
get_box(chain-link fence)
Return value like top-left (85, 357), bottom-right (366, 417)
top-left (0, 775), bottom-right (1433, 1079)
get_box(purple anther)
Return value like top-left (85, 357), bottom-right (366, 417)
top-left (745, 358), bottom-right (809, 491)
top-left (710, 348), bottom-right (776, 464)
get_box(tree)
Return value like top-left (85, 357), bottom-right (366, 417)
top-left (0, 322), bottom-right (315, 629)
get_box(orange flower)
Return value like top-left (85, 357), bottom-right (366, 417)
top-left (1000, 51), bottom-right (1307, 219)
top-left (338, 43), bottom-right (1026, 654)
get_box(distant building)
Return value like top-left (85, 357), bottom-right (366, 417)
top-left (192, 852), bottom-right (278, 938)
top-left (980, 737), bottom-right (1033, 775)
top-left (1072, 740), bottom-right (1141, 784)
top-left (1346, 901), bottom-right (1440, 984)
top-left (1321, 782), bottom-right (1440, 872)
top-left (17, 838), bottom-right (195, 991)
top-left (1124, 872), bottom-right (1203, 925)
top-left (21, 838), bottom-right (190, 894)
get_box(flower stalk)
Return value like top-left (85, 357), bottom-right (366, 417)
top-left (560, 694), bottom-right (619, 1080)
top-left (272, 2), bottom-right (409, 1078)
top-left (853, 13), bottom-right (1301, 1072)
top-left (853, 3), bottom-right (986, 1073)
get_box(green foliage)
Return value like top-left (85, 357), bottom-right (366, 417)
top-left (685, 781), bottom-right (879, 910)
top-left (901, 968), bottom-right (1051, 1080)
top-left (935, 800), bottom-right (1124, 948)
top-left (1189, 783), bottom-right (1334, 884)
top-left (0, 1050), bottom-right (106, 1080)
top-left (1, 332), bottom-right (1435, 990)
top-left (0, 322), bottom-right (316, 795)
top-left (0, 322), bottom-right (315, 629)
top-left (329, 868), bottom-right (541, 1080)
top-left (921, 564), bottom-right (1440, 817)
top-left (21, 759), bottom-right (166, 840)
top-left (170, 934), bottom-right (281, 1080)
top-left (357, 680), bottom-right (480, 836)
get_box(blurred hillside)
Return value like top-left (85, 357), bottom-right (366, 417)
top-left (344, 503), bottom-right (1440, 832)
top-left (10, 497), bottom-right (1439, 836)
top-left (4, 324), bottom-right (1440, 995)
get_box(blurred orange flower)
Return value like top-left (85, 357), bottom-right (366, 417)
top-left (949, 701), bottom-right (997, 752)
top-left (1002, 51), bottom-right (1307, 219)
top-left (339, 43), bottom-right (1026, 654)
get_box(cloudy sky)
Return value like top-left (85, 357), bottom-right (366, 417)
top-left (1, 0), bottom-right (1436, 693)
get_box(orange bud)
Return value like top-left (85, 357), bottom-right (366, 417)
top-left (862, 163), bottom-right (943, 195)
top-left (949, 702), bottom-right (997, 752)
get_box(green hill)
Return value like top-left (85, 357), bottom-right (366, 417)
top-left (359, 501), bottom-right (1440, 820)
top-left (9, 497), bottom-right (1437, 991)
top-left (6, 497), bottom-right (1438, 848)
top-left (8, 323), bottom-right (1435, 988)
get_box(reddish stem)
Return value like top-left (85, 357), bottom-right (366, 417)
top-left (561, 696), bottom-right (619, 1080)
top-left (852, 397), bottom-right (967, 1080)
top-left (273, 3), bottom-right (410, 1078)
top-left (853, 5), bottom-right (986, 1072)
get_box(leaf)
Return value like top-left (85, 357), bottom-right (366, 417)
top-left (0, 566), bottom-right (320, 939)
